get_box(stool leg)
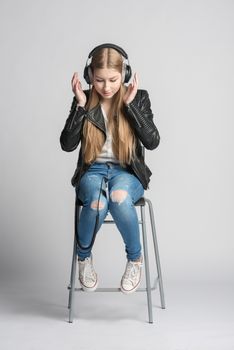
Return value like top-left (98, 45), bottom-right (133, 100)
top-left (68, 233), bottom-right (77, 309)
top-left (68, 234), bottom-right (77, 323)
top-left (68, 202), bottom-right (80, 322)
top-left (145, 199), bottom-right (166, 309)
top-left (140, 205), bottom-right (153, 323)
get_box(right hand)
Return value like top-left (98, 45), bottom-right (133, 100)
top-left (71, 72), bottom-right (87, 107)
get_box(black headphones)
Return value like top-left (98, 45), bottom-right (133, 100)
top-left (83, 43), bottom-right (132, 85)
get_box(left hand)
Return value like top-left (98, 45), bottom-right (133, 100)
top-left (123, 72), bottom-right (139, 105)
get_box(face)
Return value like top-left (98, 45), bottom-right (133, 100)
top-left (93, 68), bottom-right (122, 101)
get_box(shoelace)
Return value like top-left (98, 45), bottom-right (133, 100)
top-left (124, 261), bottom-right (142, 282)
top-left (83, 258), bottom-right (96, 281)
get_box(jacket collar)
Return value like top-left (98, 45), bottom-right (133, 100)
top-left (86, 103), bottom-right (106, 133)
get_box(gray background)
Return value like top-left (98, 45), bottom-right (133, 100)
top-left (0, 0), bottom-right (234, 349)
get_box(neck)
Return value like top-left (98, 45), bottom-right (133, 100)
top-left (100, 98), bottom-right (113, 106)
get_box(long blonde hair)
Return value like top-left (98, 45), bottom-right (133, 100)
top-left (82, 47), bottom-right (136, 165)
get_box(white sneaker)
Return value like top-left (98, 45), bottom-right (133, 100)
top-left (78, 255), bottom-right (98, 292)
top-left (120, 256), bottom-right (143, 294)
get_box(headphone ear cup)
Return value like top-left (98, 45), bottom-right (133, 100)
top-left (87, 66), bottom-right (93, 84)
top-left (83, 65), bottom-right (93, 85)
top-left (121, 63), bottom-right (126, 83)
top-left (124, 64), bottom-right (132, 83)
top-left (83, 65), bottom-right (89, 84)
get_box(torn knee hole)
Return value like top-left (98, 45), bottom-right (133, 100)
top-left (110, 190), bottom-right (128, 204)
top-left (91, 200), bottom-right (105, 210)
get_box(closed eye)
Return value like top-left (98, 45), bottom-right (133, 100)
top-left (96, 79), bottom-right (117, 82)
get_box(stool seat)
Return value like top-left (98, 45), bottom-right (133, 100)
top-left (134, 197), bottom-right (145, 206)
top-left (67, 195), bottom-right (165, 323)
top-left (77, 196), bottom-right (146, 207)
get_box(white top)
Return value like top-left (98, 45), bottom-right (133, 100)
top-left (95, 105), bottom-right (119, 163)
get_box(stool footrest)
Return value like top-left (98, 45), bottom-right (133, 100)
top-left (67, 278), bottom-right (158, 293)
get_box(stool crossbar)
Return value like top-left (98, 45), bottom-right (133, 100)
top-left (67, 196), bottom-right (165, 323)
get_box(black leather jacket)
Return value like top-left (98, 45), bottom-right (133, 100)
top-left (60, 89), bottom-right (160, 190)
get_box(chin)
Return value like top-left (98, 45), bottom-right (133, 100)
top-left (100, 93), bottom-right (114, 100)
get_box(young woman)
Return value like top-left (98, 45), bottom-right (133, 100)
top-left (60, 43), bottom-right (160, 294)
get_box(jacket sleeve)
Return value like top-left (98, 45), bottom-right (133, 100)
top-left (60, 96), bottom-right (86, 152)
top-left (124, 89), bottom-right (160, 150)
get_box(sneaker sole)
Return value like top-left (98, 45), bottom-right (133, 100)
top-left (79, 279), bottom-right (98, 292)
top-left (120, 273), bottom-right (142, 295)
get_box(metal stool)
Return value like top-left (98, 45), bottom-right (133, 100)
top-left (68, 196), bottom-right (166, 323)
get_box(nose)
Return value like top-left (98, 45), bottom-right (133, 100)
top-left (104, 81), bottom-right (110, 90)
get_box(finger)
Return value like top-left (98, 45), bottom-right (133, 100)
top-left (71, 75), bottom-right (78, 89)
top-left (132, 73), bottom-right (136, 86)
top-left (135, 72), bottom-right (139, 86)
top-left (72, 72), bottom-right (80, 84)
top-left (128, 84), bottom-right (133, 93)
top-left (131, 77), bottom-right (136, 90)
top-left (134, 72), bottom-right (138, 83)
top-left (133, 73), bottom-right (138, 90)
top-left (78, 81), bottom-right (82, 91)
top-left (71, 72), bottom-right (77, 83)
top-left (75, 81), bottom-right (81, 91)
top-left (72, 79), bottom-right (78, 91)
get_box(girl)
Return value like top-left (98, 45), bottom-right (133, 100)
top-left (60, 43), bottom-right (160, 294)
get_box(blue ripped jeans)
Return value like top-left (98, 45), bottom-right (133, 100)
top-left (75, 162), bottom-right (144, 261)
